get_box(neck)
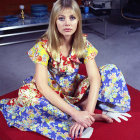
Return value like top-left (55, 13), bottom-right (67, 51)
top-left (63, 35), bottom-right (72, 47)
top-left (60, 36), bottom-right (73, 57)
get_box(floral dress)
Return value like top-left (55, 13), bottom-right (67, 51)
top-left (0, 38), bottom-right (131, 140)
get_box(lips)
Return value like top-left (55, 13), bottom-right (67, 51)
top-left (64, 28), bottom-right (72, 32)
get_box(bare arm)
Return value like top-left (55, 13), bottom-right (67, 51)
top-left (34, 63), bottom-right (94, 127)
top-left (85, 59), bottom-right (101, 113)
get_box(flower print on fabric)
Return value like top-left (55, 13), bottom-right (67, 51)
top-left (98, 64), bottom-right (131, 113)
top-left (84, 40), bottom-right (98, 64)
top-left (0, 38), bottom-right (130, 140)
top-left (28, 41), bottom-right (50, 66)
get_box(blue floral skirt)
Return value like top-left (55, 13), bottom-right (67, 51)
top-left (0, 64), bottom-right (131, 140)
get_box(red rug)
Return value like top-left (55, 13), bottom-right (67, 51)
top-left (0, 64), bottom-right (140, 140)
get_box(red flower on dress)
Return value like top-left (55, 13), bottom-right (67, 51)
top-left (20, 85), bottom-right (30, 90)
top-left (60, 93), bottom-right (64, 98)
top-left (52, 80), bottom-right (56, 85)
top-left (62, 56), bottom-right (67, 61)
top-left (67, 61), bottom-right (71, 64)
top-left (71, 55), bottom-right (76, 60)
top-left (55, 91), bottom-right (59, 94)
top-left (34, 89), bottom-right (42, 98)
top-left (81, 87), bottom-right (86, 94)
top-left (71, 63), bottom-right (75, 69)
top-left (7, 99), bottom-right (15, 106)
top-left (42, 39), bottom-right (48, 43)
top-left (37, 56), bottom-right (42, 62)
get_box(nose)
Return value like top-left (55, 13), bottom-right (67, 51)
top-left (65, 18), bottom-right (70, 26)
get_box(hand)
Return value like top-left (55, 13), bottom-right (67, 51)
top-left (69, 122), bottom-right (94, 139)
top-left (69, 122), bottom-right (84, 139)
top-left (72, 110), bottom-right (95, 128)
top-left (102, 111), bottom-right (132, 123)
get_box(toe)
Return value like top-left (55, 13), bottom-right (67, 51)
top-left (102, 114), bottom-right (113, 123)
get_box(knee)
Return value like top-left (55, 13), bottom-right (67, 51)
top-left (99, 64), bottom-right (120, 74)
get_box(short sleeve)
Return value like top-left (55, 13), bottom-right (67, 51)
top-left (28, 41), bottom-right (49, 66)
top-left (84, 40), bottom-right (98, 64)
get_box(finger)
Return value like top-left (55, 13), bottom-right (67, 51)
top-left (89, 115), bottom-right (95, 123)
top-left (75, 124), bottom-right (81, 139)
top-left (71, 123), bottom-right (78, 139)
top-left (79, 126), bottom-right (84, 138)
top-left (88, 118), bottom-right (93, 126)
top-left (70, 123), bottom-right (77, 137)
top-left (83, 123), bottom-right (88, 128)
top-left (114, 117), bottom-right (121, 123)
top-left (122, 113), bottom-right (132, 118)
top-left (84, 118), bottom-right (92, 127)
top-left (118, 115), bottom-right (128, 121)
top-left (69, 124), bottom-right (75, 137)
top-left (90, 112), bottom-right (95, 116)
top-left (88, 117), bottom-right (94, 126)
top-left (84, 120), bottom-right (91, 127)
top-left (81, 121), bottom-right (88, 128)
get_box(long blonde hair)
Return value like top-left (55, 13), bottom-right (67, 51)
top-left (41, 0), bottom-right (85, 58)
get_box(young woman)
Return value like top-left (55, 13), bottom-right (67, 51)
top-left (0, 0), bottom-right (131, 139)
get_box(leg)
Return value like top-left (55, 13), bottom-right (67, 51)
top-left (98, 64), bottom-right (131, 113)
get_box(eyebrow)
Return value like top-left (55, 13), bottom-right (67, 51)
top-left (58, 14), bottom-right (76, 17)
top-left (58, 15), bottom-right (64, 16)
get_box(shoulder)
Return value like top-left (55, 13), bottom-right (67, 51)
top-left (28, 39), bottom-right (50, 66)
top-left (82, 34), bottom-right (95, 48)
top-left (82, 34), bottom-right (98, 53)
top-left (82, 35), bottom-right (98, 63)
top-left (29, 39), bottom-right (51, 54)
top-left (35, 39), bottom-right (48, 50)
top-left (28, 39), bottom-right (50, 56)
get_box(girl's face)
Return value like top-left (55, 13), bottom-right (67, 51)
top-left (56, 8), bottom-right (78, 39)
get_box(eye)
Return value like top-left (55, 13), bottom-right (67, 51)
top-left (70, 15), bottom-right (76, 20)
top-left (58, 16), bottom-right (65, 21)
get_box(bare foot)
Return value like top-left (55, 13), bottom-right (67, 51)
top-left (94, 114), bottom-right (113, 123)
